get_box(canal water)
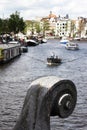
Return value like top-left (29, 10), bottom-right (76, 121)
top-left (0, 39), bottom-right (87, 130)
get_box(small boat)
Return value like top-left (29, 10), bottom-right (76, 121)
top-left (47, 55), bottom-right (62, 65)
top-left (25, 39), bottom-right (39, 46)
top-left (37, 36), bottom-right (47, 43)
top-left (41, 38), bottom-right (47, 43)
top-left (60, 37), bottom-right (69, 45)
top-left (65, 42), bottom-right (79, 50)
top-left (21, 46), bottom-right (28, 53)
top-left (8, 40), bottom-right (20, 44)
top-left (74, 37), bottom-right (81, 41)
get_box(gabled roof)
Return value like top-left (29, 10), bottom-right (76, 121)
top-left (41, 11), bottom-right (57, 21)
top-left (48, 13), bottom-right (57, 19)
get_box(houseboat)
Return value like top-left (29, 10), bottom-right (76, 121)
top-left (0, 43), bottom-right (21, 64)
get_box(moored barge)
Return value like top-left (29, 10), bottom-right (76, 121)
top-left (0, 43), bottom-right (21, 64)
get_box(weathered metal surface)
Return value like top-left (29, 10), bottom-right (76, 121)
top-left (13, 76), bottom-right (77, 130)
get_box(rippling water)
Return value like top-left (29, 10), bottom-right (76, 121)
top-left (0, 39), bottom-right (87, 130)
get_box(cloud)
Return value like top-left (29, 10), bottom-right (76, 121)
top-left (0, 0), bottom-right (87, 20)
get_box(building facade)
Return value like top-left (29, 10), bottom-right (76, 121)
top-left (25, 12), bottom-right (87, 39)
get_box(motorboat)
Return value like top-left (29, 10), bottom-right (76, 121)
top-left (37, 36), bottom-right (47, 43)
top-left (21, 46), bottom-right (28, 53)
top-left (65, 42), bottom-right (79, 50)
top-left (60, 37), bottom-right (69, 45)
top-left (8, 40), bottom-right (20, 44)
top-left (74, 37), bottom-right (81, 41)
top-left (41, 38), bottom-right (47, 43)
top-left (47, 55), bottom-right (62, 65)
top-left (25, 39), bottom-right (39, 46)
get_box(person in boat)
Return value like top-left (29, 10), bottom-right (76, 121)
top-left (51, 52), bottom-right (59, 59)
top-left (51, 52), bottom-right (55, 58)
top-left (56, 55), bottom-right (58, 59)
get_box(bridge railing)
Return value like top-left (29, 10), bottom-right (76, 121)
top-left (13, 76), bottom-right (77, 130)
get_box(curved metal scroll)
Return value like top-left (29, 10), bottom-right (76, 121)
top-left (13, 76), bottom-right (77, 130)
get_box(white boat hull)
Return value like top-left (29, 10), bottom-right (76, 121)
top-left (65, 42), bottom-right (79, 50)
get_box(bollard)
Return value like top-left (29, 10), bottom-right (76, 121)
top-left (13, 76), bottom-right (77, 130)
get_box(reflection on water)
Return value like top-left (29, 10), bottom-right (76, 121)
top-left (0, 39), bottom-right (87, 130)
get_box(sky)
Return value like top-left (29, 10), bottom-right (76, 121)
top-left (0, 0), bottom-right (87, 20)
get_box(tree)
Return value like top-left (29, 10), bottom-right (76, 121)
top-left (8, 11), bottom-right (25, 33)
top-left (0, 18), bottom-right (9, 34)
top-left (78, 19), bottom-right (85, 37)
top-left (42, 20), bottom-right (50, 37)
top-left (0, 18), bottom-right (3, 33)
top-left (25, 20), bottom-right (36, 35)
top-left (51, 29), bottom-right (55, 36)
top-left (71, 20), bottom-right (75, 37)
top-left (35, 22), bottom-right (41, 34)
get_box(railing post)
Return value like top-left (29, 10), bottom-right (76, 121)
top-left (13, 76), bottom-right (77, 130)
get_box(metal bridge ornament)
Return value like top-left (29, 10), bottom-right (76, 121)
top-left (13, 76), bottom-right (77, 130)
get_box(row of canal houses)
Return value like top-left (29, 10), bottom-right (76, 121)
top-left (26, 11), bottom-right (87, 39)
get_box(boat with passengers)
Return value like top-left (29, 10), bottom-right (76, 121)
top-left (47, 53), bottom-right (62, 66)
top-left (65, 42), bottom-right (79, 50)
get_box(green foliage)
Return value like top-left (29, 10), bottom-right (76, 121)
top-left (25, 20), bottom-right (42, 35)
top-left (42, 20), bottom-right (50, 36)
top-left (8, 11), bottom-right (25, 33)
top-left (35, 22), bottom-right (41, 34)
top-left (25, 20), bottom-right (35, 35)
top-left (25, 20), bottom-right (50, 36)
top-left (0, 11), bottom-right (25, 34)
top-left (43, 20), bottom-right (50, 30)
top-left (0, 18), bottom-right (3, 33)
top-left (0, 18), bottom-right (9, 34)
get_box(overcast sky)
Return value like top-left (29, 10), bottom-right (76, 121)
top-left (0, 0), bottom-right (87, 20)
